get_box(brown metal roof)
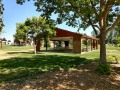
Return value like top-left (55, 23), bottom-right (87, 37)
top-left (56, 28), bottom-right (98, 40)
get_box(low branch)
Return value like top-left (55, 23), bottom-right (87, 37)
top-left (94, 25), bottom-right (100, 30)
top-left (88, 16), bottom-right (98, 36)
top-left (106, 15), bottom-right (120, 33)
top-left (90, 1), bottom-right (99, 19)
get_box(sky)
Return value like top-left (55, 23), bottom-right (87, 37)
top-left (0, 0), bottom-right (93, 42)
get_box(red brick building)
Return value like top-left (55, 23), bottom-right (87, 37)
top-left (50, 28), bottom-right (98, 53)
top-left (36, 28), bottom-right (99, 53)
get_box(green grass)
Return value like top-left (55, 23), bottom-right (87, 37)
top-left (0, 45), bottom-right (120, 82)
top-left (106, 44), bottom-right (120, 50)
top-left (0, 45), bottom-right (33, 51)
top-left (0, 55), bottom-right (92, 82)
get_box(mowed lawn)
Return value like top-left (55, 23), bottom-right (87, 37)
top-left (0, 45), bottom-right (120, 90)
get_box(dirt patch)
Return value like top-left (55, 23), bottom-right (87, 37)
top-left (0, 50), bottom-right (18, 60)
top-left (0, 63), bottom-right (119, 90)
top-left (0, 49), bottom-right (33, 60)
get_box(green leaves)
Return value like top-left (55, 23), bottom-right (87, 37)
top-left (0, 0), bottom-right (4, 32)
top-left (14, 16), bottom-right (55, 43)
top-left (14, 22), bottom-right (29, 41)
top-left (114, 37), bottom-right (120, 45)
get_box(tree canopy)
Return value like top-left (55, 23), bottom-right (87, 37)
top-left (114, 37), bottom-right (120, 46)
top-left (2, 37), bottom-right (6, 41)
top-left (14, 16), bottom-right (56, 45)
top-left (0, 0), bottom-right (4, 32)
top-left (16, 0), bottom-right (120, 62)
top-left (25, 16), bottom-right (55, 42)
top-left (13, 22), bottom-right (29, 42)
top-left (106, 21), bottom-right (120, 44)
top-left (16, 0), bottom-right (120, 34)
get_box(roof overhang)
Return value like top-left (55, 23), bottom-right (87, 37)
top-left (50, 37), bottom-right (73, 41)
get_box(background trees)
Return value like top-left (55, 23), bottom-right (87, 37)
top-left (14, 16), bottom-right (55, 52)
top-left (25, 16), bottom-right (55, 51)
top-left (13, 23), bottom-right (29, 43)
top-left (114, 37), bottom-right (120, 46)
top-left (2, 37), bottom-right (6, 41)
top-left (106, 21), bottom-right (120, 44)
top-left (16, 0), bottom-right (120, 63)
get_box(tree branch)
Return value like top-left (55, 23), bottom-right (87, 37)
top-left (88, 16), bottom-right (98, 36)
top-left (103, 0), bottom-right (112, 29)
top-left (106, 15), bottom-right (120, 33)
top-left (99, 0), bottom-right (104, 28)
top-left (94, 25), bottom-right (100, 30)
top-left (90, 1), bottom-right (99, 19)
top-left (67, 1), bottom-right (92, 25)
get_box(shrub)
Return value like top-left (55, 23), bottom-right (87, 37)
top-left (96, 62), bottom-right (112, 75)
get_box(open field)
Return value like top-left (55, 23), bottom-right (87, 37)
top-left (0, 45), bottom-right (120, 90)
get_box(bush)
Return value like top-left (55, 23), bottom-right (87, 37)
top-left (114, 37), bottom-right (120, 46)
top-left (96, 62), bottom-right (112, 75)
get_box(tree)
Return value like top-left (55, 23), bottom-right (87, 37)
top-left (91, 30), bottom-right (100, 37)
top-left (106, 21), bottom-right (120, 44)
top-left (25, 16), bottom-right (55, 52)
top-left (14, 16), bottom-right (55, 53)
top-left (16, 0), bottom-right (120, 63)
top-left (0, 0), bottom-right (4, 32)
top-left (2, 37), bottom-right (6, 41)
top-left (13, 22), bottom-right (29, 43)
top-left (114, 37), bottom-right (120, 46)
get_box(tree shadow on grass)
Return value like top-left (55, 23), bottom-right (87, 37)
top-left (7, 52), bottom-right (34, 54)
top-left (0, 55), bottom-right (120, 90)
top-left (0, 56), bottom-right (120, 90)
top-left (0, 55), bottom-right (92, 82)
top-left (7, 51), bottom-right (40, 54)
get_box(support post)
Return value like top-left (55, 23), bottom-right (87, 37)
top-left (86, 38), bottom-right (88, 51)
top-left (53, 41), bottom-right (56, 50)
top-left (73, 35), bottom-right (82, 53)
top-left (95, 40), bottom-right (96, 50)
top-left (93, 40), bottom-right (95, 50)
top-left (91, 39), bottom-right (93, 51)
top-left (59, 41), bottom-right (62, 47)
top-left (36, 39), bottom-right (40, 52)
top-left (96, 40), bottom-right (98, 50)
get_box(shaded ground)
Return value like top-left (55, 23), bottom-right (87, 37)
top-left (0, 55), bottom-right (119, 90)
top-left (0, 45), bottom-right (120, 90)
top-left (0, 62), bottom-right (120, 90)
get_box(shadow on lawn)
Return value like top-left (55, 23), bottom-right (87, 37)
top-left (0, 55), bottom-right (120, 90)
top-left (7, 51), bottom-right (34, 54)
top-left (0, 55), bottom-right (91, 82)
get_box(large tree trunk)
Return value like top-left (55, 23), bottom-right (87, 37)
top-left (100, 30), bottom-right (106, 63)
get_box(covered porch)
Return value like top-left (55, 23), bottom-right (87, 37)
top-left (50, 28), bottom-right (98, 53)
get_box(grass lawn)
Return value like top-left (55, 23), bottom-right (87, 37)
top-left (0, 45), bottom-right (120, 90)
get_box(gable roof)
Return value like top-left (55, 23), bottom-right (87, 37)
top-left (56, 28), bottom-right (98, 40)
top-left (56, 28), bottom-right (82, 37)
